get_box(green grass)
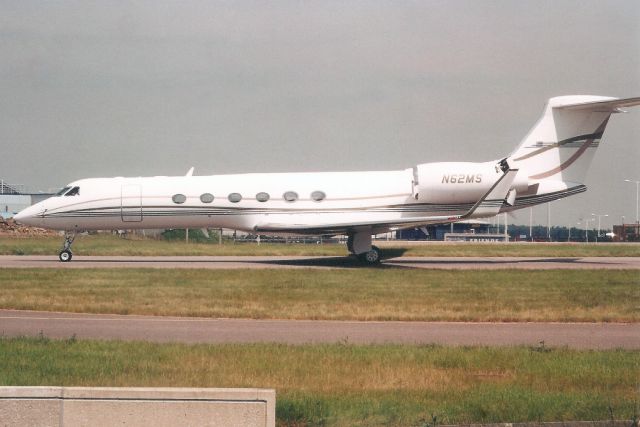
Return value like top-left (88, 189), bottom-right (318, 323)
top-left (1, 337), bottom-right (638, 426)
top-left (1, 269), bottom-right (637, 322)
top-left (1, 234), bottom-right (639, 256)
top-left (399, 242), bottom-right (640, 257)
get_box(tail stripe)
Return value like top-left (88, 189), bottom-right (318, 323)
top-left (527, 118), bottom-right (609, 180)
top-left (528, 138), bottom-right (593, 179)
top-left (514, 129), bottom-right (604, 161)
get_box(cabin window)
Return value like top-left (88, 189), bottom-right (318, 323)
top-left (65, 186), bottom-right (80, 196)
top-left (56, 187), bottom-right (71, 196)
top-left (256, 192), bottom-right (270, 202)
top-left (311, 191), bottom-right (326, 201)
top-left (200, 193), bottom-right (214, 203)
top-left (228, 193), bottom-right (242, 203)
top-left (172, 194), bottom-right (186, 204)
top-left (283, 191), bottom-right (298, 202)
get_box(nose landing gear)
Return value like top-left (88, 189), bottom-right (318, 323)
top-left (59, 232), bottom-right (76, 262)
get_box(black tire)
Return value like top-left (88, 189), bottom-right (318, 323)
top-left (59, 250), bottom-right (72, 262)
top-left (357, 246), bottom-right (381, 265)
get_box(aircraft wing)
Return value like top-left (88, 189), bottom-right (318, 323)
top-left (554, 96), bottom-right (640, 112)
top-left (254, 169), bottom-right (519, 235)
top-left (254, 214), bottom-right (462, 236)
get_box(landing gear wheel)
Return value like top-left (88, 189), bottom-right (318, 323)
top-left (358, 245), bottom-right (381, 265)
top-left (59, 232), bottom-right (77, 262)
top-left (59, 250), bottom-right (72, 262)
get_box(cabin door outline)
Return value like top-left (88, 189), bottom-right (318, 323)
top-left (121, 184), bottom-right (143, 222)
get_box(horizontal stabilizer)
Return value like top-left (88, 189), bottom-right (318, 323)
top-left (554, 96), bottom-right (640, 112)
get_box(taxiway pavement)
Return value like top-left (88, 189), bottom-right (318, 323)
top-left (0, 255), bottom-right (638, 269)
top-left (1, 310), bottom-right (637, 349)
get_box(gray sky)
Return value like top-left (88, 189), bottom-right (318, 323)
top-left (1, 0), bottom-right (638, 227)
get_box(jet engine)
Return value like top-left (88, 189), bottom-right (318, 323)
top-left (412, 161), bottom-right (528, 204)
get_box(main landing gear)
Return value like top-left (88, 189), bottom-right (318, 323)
top-left (347, 231), bottom-right (381, 265)
top-left (59, 232), bottom-right (76, 262)
top-left (359, 245), bottom-right (381, 264)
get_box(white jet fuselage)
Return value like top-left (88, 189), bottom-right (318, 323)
top-left (34, 169), bottom-right (416, 232)
top-left (17, 160), bottom-right (581, 234)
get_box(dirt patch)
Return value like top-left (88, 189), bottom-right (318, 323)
top-left (0, 218), bottom-right (57, 237)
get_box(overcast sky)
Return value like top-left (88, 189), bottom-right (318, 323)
top-left (1, 0), bottom-right (638, 227)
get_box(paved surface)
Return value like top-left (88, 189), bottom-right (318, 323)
top-left (1, 255), bottom-right (639, 269)
top-left (1, 310), bottom-right (637, 349)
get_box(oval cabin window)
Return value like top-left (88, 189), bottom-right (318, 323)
top-left (283, 191), bottom-right (298, 202)
top-left (172, 194), bottom-right (186, 204)
top-left (228, 193), bottom-right (242, 203)
top-left (311, 191), bottom-right (326, 201)
top-left (256, 192), bottom-right (270, 202)
top-left (200, 193), bottom-right (214, 203)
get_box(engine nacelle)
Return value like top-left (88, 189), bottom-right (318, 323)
top-left (413, 161), bottom-right (528, 204)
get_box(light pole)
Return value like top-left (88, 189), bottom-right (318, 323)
top-left (624, 179), bottom-right (639, 224)
top-left (574, 221), bottom-right (584, 243)
top-left (583, 218), bottom-right (592, 243)
top-left (591, 213), bottom-right (608, 243)
top-left (504, 213), bottom-right (508, 242)
top-left (547, 202), bottom-right (551, 241)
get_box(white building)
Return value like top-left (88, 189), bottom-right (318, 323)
top-left (0, 180), bottom-right (55, 219)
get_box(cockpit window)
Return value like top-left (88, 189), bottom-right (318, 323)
top-left (56, 187), bottom-right (71, 196)
top-left (65, 186), bottom-right (80, 196)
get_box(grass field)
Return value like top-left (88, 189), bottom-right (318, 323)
top-left (1, 269), bottom-right (637, 322)
top-left (1, 337), bottom-right (637, 426)
top-left (1, 234), bottom-right (639, 257)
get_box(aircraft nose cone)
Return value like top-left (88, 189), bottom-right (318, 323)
top-left (13, 210), bottom-right (26, 222)
top-left (13, 206), bottom-right (41, 227)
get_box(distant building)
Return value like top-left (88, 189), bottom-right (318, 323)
top-left (444, 232), bottom-right (508, 242)
top-left (0, 179), bottom-right (55, 219)
top-left (396, 220), bottom-right (492, 241)
top-left (0, 194), bottom-right (30, 219)
top-left (612, 223), bottom-right (640, 242)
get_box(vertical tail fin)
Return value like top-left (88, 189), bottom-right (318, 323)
top-left (508, 95), bottom-right (639, 184)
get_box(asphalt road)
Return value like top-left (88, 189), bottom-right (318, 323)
top-left (1, 255), bottom-right (639, 269)
top-left (1, 310), bottom-right (637, 349)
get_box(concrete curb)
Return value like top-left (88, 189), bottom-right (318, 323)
top-left (0, 386), bottom-right (275, 427)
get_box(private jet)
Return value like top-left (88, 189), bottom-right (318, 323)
top-left (14, 95), bottom-right (640, 263)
